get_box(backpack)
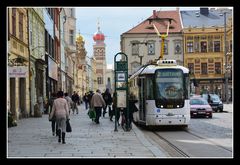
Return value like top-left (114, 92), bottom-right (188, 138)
top-left (103, 94), bottom-right (109, 101)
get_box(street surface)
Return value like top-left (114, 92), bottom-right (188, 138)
top-left (7, 104), bottom-right (166, 158)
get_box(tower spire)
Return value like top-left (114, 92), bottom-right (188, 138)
top-left (97, 18), bottom-right (100, 31)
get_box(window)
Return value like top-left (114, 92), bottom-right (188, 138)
top-left (200, 41), bottom-right (207, 52)
top-left (146, 76), bottom-right (154, 100)
top-left (215, 62), bottom-right (221, 74)
top-left (175, 42), bottom-right (182, 54)
top-left (147, 42), bottom-right (155, 55)
top-left (201, 63), bottom-right (207, 74)
top-left (97, 77), bottom-right (103, 84)
top-left (19, 12), bottom-right (24, 41)
top-left (188, 63), bottom-right (194, 74)
top-left (187, 42), bottom-right (193, 53)
top-left (12, 8), bottom-right (16, 36)
top-left (164, 42), bottom-right (168, 55)
top-left (69, 30), bottom-right (74, 45)
top-left (70, 9), bottom-right (75, 17)
top-left (208, 35), bottom-right (213, 52)
top-left (214, 41), bottom-right (220, 52)
top-left (132, 43), bottom-right (139, 55)
top-left (194, 36), bottom-right (199, 52)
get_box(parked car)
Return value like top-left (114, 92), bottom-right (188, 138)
top-left (190, 97), bottom-right (213, 118)
top-left (202, 94), bottom-right (223, 112)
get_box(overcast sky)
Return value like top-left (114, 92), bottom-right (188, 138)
top-left (75, 7), bottom-right (202, 68)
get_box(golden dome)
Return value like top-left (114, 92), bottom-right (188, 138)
top-left (76, 33), bottom-right (84, 43)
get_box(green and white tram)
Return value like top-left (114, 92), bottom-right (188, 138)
top-left (129, 60), bottom-right (190, 127)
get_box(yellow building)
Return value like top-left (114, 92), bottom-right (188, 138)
top-left (8, 7), bottom-right (30, 120)
top-left (181, 8), bottom-right (232, 100)
top-left (75, 33), bottom-right (87, 97)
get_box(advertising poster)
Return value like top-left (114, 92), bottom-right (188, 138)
top-left (117, 90), bottom-right (126, 108)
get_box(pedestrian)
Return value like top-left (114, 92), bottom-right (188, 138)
top-left (207, 93), bottom-right (212, 104)
top-left (49, 92), bottom-right (57, 136)
top-left (90, 89), bottom-right (106, 124)
top-left (49, 91), bottom-right (70, 144)
top-left (112, 92), bottom-right (120, 125)
top-left (71, 91), bottom-right (80, 114)
top-left (128, 93), bottom-right (138, 129)
top-left (83, 93), bottom-right (89, 110)
top-left (64, 92), bottom-right (73, 114)
top-left (102, 88), bottom-right (113, 118)
top-left (88, 91), bottom-right (94, 109)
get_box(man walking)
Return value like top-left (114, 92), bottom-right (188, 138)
top-left (90, 89), bottom-right (106, 124)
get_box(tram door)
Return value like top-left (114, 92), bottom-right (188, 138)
top-left (139, 77), bottom-right (146, 121)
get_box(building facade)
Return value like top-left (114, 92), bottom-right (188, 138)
top-left (8, 7), bottom-right (30, 119)
top-left (44, 8), bottom-right (58, 100)
top-left (28, 8), bottom-right (46, 116)
top-left (121, 9), bottom-right (183, 76)
top-left (64, 8), bottom-right (76, 96)
top-left (181, 8), bottom-right (232, 100)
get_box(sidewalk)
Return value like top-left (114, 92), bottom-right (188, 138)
top-left (7, 104), bottom-right (166, 158)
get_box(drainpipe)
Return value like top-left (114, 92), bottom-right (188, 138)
top-left (27, 9), bottom-right (32, 117)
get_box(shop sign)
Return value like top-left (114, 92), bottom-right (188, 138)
top-left (8, 66), bottom-right (28, 78)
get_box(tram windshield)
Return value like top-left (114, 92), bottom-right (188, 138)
top-left (155, 69), bottom-right (185, 108)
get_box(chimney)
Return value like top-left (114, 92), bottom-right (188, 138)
top-left (153, 10), bottom-right (157, 18)
top-left (200, 8), bottom-right (209, 16)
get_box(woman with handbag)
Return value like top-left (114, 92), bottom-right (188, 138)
top-left (49, 91), bottom-right (70, 144)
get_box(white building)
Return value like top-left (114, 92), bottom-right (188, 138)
top-left (121, 9), bottom-right (183, 76)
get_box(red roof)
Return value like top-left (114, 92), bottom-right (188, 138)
top-left (124, 10), bottom-right (182, 34)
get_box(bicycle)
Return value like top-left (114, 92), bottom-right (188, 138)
top-left (120, 108), bottom-right (131, 131)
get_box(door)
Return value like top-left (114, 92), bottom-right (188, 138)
top-left (139, 77), bottom-right (146, 121)
top-left (19, 78), bottom-right (26, 117)
top-left (10, 78), bottom-right (16, 119)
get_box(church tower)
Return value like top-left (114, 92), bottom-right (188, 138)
top-left (93, 21), bottom-right (106, 92)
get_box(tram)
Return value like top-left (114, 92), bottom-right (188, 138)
top-left (129, 59), bottom-right (190, 127)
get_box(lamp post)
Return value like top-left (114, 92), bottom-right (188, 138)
top-left (224, 12), bottom-right (229, 104)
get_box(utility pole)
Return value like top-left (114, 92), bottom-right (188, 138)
top-left (224, 12), bottom-right (229, 104)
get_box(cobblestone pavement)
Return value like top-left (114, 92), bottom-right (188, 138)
top-left (7, 104), bottom-right (166, 158)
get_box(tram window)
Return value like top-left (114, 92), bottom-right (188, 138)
top-left (146, 77), bottom-right (154, 100)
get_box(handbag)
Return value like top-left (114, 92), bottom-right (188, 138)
top-left (87, 108), bottom-right (96, 120)
top-left (66, 119), bottom-right (72, 132)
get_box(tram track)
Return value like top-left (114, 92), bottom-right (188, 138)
top-left (140, 126), bottom-right (232, 157)
top-left (152, 131), bottom-right (190, 157)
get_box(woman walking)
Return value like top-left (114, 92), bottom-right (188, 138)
top-left (49, 91), bottom-right (70, 144)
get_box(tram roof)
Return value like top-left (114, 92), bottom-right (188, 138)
top-left (130, 64), bottom-right (189, 79)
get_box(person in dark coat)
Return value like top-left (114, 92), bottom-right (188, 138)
top-left (49, 92), bottom-right (57, 136)
top-left (128, 93), bottom-right (138, 129)
top-left (102, 88), bottom-right (113, 118)
top-left (112, 92), bottom-right (120, 125)
top-left (71, 91), bottom-right (80, 114)
top-left (83, 93), bottom-right (89, 110)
